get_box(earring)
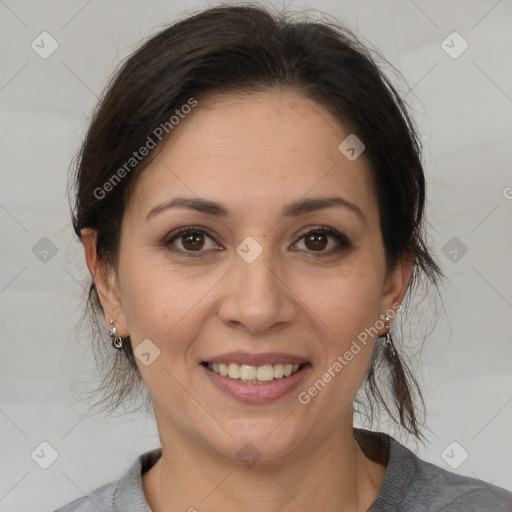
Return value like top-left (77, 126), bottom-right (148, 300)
top-left (383, 315), bottom-right (396, 360)
top-left (109, 319), bottom-right (123, 350)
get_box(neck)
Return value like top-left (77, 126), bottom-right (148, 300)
top-left (142, 421), bottom-right (387, 512)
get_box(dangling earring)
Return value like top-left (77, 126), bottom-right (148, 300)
top-left (109, 319), bottom-right (123, 350)
top-left (383, 315), bottom-right (396, 360)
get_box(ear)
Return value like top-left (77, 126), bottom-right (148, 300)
top-left (379, 247), bottom-right (414, 333)
top-left (81, 228), bottom-right (129, 336)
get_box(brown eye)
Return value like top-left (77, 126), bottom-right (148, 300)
top-left (294, 227), bottom-right (351, 255)
top-left (304, 232), bottom-right (328, 251)
top-left (165, 225), bottom-right (350, 258)
top-left (181, 232), bottom-right (205, 251)
top-left (165, 227), bottom-right (218, 256)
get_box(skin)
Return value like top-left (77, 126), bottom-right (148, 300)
top-left (83, 88), bottom-right (412, 512)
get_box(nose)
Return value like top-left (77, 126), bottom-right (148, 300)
top-left (217, 241), bottom-right (298, 335)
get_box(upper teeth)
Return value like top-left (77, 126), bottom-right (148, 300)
top-left (206, 362), bottom-right (301, 382)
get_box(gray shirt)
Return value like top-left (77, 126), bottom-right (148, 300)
top-left (53, 428), bottom-right (512, 511)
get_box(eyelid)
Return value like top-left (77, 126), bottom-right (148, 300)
top-left (164, 224), bottom-right (351, 255)
top-left (295, 225), bottom-right (351, 245)
top-left (164, 225), bottom-right (221, 255)
top-left (291, 225), bottom-right (352, 255)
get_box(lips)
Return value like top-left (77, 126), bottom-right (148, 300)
top-left (200, 351), bottom-right (312, 403)
top-left (202, 351), bottom-right (309, 366)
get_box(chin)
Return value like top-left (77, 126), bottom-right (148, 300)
top-left (201, 419), bottom-right (308, 466)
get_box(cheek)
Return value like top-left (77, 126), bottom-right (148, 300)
top-left (309, 263), bottom-right (383, 331)
top-left (117, 249), bottom-right (180, 338)
top-left (117, 261), bottom-right (206, 407)
top-left (293, 286), bottom-right (382, 432)
top-left (304, 264), bottom-right (383, 385)
top-left (117, 248), bottom-right (224, 370)
top-left (121, 272), bottom-right (198, 341)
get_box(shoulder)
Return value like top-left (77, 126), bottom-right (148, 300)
top-left (355, 429), bottom-right (512, 512)
top-left (52, 480), bottom-right (117, 512)
top-left (412, 456), bottom-right (512, 511)
top-left (52, 448), bottom-right (162, 512)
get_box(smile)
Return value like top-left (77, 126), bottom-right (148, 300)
top-left (200, 358), bottom-right (312, 403)
top-left (203, 362), bottom-right (302, 383)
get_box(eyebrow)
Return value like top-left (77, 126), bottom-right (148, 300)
top-left (146, 195), bottom-right (365, 222)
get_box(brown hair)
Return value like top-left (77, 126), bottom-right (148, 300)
top-left (69, 2), bottom-right (442, 439)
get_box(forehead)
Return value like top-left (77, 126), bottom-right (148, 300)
top-left (125, 89), bottom-right (377, 223)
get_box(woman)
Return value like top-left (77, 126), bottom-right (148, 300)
top-left (55, 3), bottom-right (512, 511)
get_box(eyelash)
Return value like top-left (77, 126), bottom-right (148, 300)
top-left (163, 225), bottom-right (352, 258)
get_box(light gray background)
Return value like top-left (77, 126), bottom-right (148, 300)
top-left (0, 0), bottom-right (511, 510)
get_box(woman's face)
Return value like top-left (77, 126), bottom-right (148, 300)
top-left (90, 89), bottom-right (409, 463)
